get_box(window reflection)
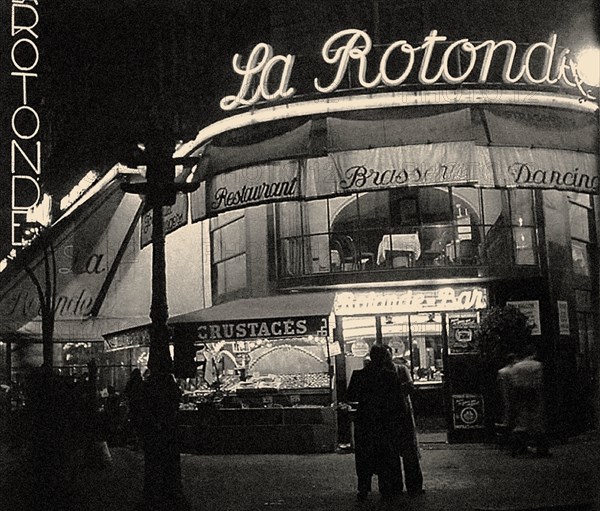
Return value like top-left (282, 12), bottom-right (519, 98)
top-left (211, 214), bottom-right (247, 296)
top-left (568, 195), bottom-right (594, 277)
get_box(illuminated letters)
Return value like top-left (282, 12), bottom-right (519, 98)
top-left (9, 0), bottom-right (42, 247)
top-left (220, 43), bottom-right (296, 110)
top-left (221, 29), bottom-right (593, 111)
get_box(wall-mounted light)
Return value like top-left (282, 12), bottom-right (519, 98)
top-left (576, 48), bottom-right (600, 87)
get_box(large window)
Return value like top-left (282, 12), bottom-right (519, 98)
top-left (341, 313), bottom-right (445, 387)
top-left (211, 210), bottom-right (247, 296)
top-left (276, 187), bottom-right (538, 277)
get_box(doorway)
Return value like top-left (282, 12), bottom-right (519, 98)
top-left (340, 313), bottom-right (448, 432)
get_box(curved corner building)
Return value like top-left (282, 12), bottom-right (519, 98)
top-left (167, 21), bottom-right (598, 449)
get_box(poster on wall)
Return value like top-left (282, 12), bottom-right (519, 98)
top-left (448, 316), bottom-right (479, 355)
top-left (506, 300), bottom-right (541, 336)
top-left (140, 194), bottom-right (188, 248)
top-left (557, 301), bottom-right (570, 336)
top-left (452, 394), bottom-right (485, 429)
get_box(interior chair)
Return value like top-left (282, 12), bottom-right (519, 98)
top-left (455, 239), bottom-right (478, 265)
top-left (329, 238), bottom-right (343, 271)
top-left (385, 250), bottom-right (414, 268)
top-left (330, 235), bottom-right (358, 270)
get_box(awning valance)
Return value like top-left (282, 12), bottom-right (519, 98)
top-left (326, 107), bottom-right (479, 151)
top-left (169, 293), bottom-right (335, 341)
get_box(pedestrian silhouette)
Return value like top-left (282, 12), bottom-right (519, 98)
top-left (347, 344), bottom-right (415, 502)
top-left (385, 347), bottom-right (424, 496)
top-left (506, 345), bottom-right (550, 457)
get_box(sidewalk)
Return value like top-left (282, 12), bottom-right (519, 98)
top-left (1, 431), bottom-right (598, 511)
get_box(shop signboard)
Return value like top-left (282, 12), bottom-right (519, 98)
top-left (557, 301), bottom-right (570, 335)
top-left (207, 161), bottom-right (300, 215)
top-left (330, 143), bottom-right (475, 193)
top-left (104, 327), bottom-right (151, 351)
top-left (334, 286), bottom-right (487, 316)
top-left (506, 300), bottom-right (541, 336)
top-left (448, 316), bottom-right (479, 355)
top-left (140, 193), bottom-right (188, 248)
top-left (220, 29), bottom-right (594, 111)
top-left (327, 341), bottom-right (342, 357)
top-left (452, 394), bottom-right (485, 429)
top-left (195, 315), bottom-right (329, 341)
top-left (489, 147), bottom-right (597, 195)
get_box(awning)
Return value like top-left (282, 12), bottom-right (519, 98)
top-left (0, 180), bottom-right (143, 339)
top-left (187, 104), bottom-right (598, 222)
top-left (169, 292), bottom-right (335, 341)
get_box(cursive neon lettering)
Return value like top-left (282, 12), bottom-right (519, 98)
top-left (220, 43), bottom-right (295, 110)
top-left (222, 29), bottom-right (595, 111)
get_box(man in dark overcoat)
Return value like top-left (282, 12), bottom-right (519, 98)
top-left (347, 344), bottom-right (407, 501)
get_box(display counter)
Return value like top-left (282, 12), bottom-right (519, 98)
top-left (178, 405), bottom-right (337, 454)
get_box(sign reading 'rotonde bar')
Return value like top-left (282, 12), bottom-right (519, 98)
top-left (334, 287), bottom-right (488, 315)
top-left (220, 29), bottom-right (594, 111)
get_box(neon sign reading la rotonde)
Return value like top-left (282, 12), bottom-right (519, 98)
top-left (220, 29), bottom-right (593, 110)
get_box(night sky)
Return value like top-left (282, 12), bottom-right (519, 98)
top-left (0, 0), bottom-right (597, 259)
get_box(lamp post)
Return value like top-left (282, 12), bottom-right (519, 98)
top-left (122, 126), bottom-right (198, 511)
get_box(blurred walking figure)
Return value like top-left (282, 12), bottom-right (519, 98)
top-left (506, 345), bottom-right (550, 457)
top-left (346, 344), bottom-right (412, 502)
top-left (496, 353), bottom-right (517, 445)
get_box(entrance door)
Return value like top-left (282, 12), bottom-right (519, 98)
top-left (340, 313), bottom-right (447, 432)
top-left (380, 313), bottom-right (446, 432)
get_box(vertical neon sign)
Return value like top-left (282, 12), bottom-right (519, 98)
top-left (9, 0), bottom-right (42, 247)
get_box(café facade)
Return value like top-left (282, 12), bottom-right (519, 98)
top-left (166, 29), bottom-right (598, 447)
top-left (1, 28), bottom-right (598, 450)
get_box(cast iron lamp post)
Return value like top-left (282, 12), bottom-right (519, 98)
top-left (122, 126), bottom-right (198, 511)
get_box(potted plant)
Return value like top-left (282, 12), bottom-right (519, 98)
top-left (477, 305), bottom-right (533, 372)
top-left (474, 305), bottom-right (533, 439)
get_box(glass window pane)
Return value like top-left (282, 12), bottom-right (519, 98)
top-left (216, 262), bottom-right (226, 295)
top-left (381, 316), bottom-right (410, 357)
top-left (510, 189), bottom-right (534, 225)
top-left (482, 189), bottom-right (506, 229)
top-left (305, 234), bottom-right (332, 274)
top-left (572, 240), bottom-right (590, 275)
top-left (304, 199), bottom-right (329, 235)
top-left (408, 313), bottom-right (444, 383)
top-left (213, 209), bottom-right (244, 228)
top-left (357, 191), bottom-right (389, 231)
top-left (280, 236), bottom-right (303, 276)
top-left (330, 195), bottom-right (359, 232)
top-left (569, 204), bottom-right (590, 241)
top-left (277, 202), bottom-right (303, 238)
top-left (222, 218), bottom-right (246, 256)
top-left (224, 254), bottom-right (246, 293)
top-left (453, 187), bottom-right (482, 221)
top-left (568, 192), bottom-right (591, 207)
top-left (390, 189), bottom-right (420, 230)
top-left (419, 188), bottom-right (452, 224)
top-left (341, 316), bottom-right (376, 384)
top-left (514, 227), bottom-right (537, 265)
